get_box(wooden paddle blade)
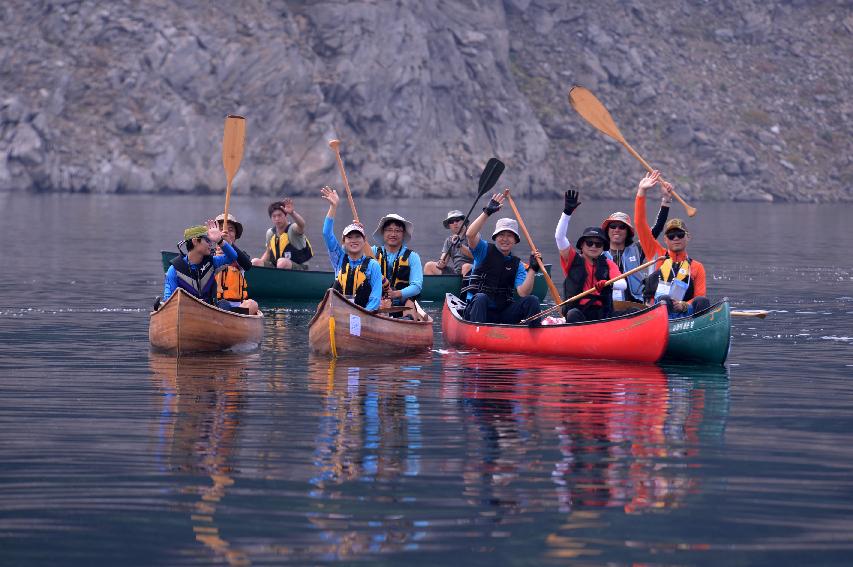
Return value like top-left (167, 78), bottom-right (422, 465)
top-left (568, 86), bottom-right (626, 143)
top-left (477, 158), bottom-right (505, 197)
top-left (222, 115), bottom-right (246, 182)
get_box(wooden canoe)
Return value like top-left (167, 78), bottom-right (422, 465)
top-left (149, 289), bottom-right (264, 354)
top-left (614, 299), bottom-right (732, 365)
top-left (441, 293), bottom-right (669, 363)
top-left (161, 250), bottom-right (551, 303)
top-left (308, 289), bottom-right (434, 357)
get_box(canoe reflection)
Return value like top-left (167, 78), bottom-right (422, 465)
top-left (150, 352), bottom-right (253, 566)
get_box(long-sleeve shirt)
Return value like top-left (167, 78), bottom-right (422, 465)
top-left (163, 242), bottom-right (238, 300)
top-left (634, 194), bottom-right (706, 303)
top-left (370, 245), bottom-right (423, 302)
top-left (323, 216), bottom-right (383, 311)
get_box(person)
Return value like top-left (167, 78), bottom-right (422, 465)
top-left (423, 210), bottom-right (473, 276)
top-left (251, 199), bottom-right (313, 270)
top-left (320, 186), bottom-right (383, 311)
top-left (161, 220), bottom-right (239, 307)
top-left (214, 213), bottom-right (259, 315)
top-left (600, 183), bottom-right (672, 302)
top-left (554, 189), bottom-right (625, 322)
top-left (371, 213), bottom-right (423, 310)
top-left (634, 171), bottom-right (710, 318)
top-left (461, 192), bottom-right (542, 326)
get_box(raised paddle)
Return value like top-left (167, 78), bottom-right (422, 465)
top-left (504, 188), bottom-right (563, 305)
top-left (521, 257), bottom-right (659, 324)
top-left (439, 157), bottom-right (506, 265)
top-left (568, 86), bottom-right (698, 217)
top-left (221, 115), bottom-right (246, 235)
top-left (328, 139), bottom-right (360, 223)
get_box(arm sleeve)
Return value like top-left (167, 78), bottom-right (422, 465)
top-left (232, 245), bottom-right (253, 271)
top-left (634, 194), bottom-right (666, 263)
top-left (323, 216), bottom-right (344, 270)
top-left (471, 239), bottom-right (488, 265)
top-left (555, 212), bottom-right (572, 251)
top-left (366, 261), bottom-right (384, 311)
top-left (440, 237), bottom-right (451, 255)
top-left (688, 261), bottom-right (707, 303)
top-left (163, 267), bottom-right (177, 301)
top-left (607, 259), bottom-right (627, 290)
top-left (650, 205), bottom-right (670, 239)
top-left (515, 262), bottom-right (527, 289)
top-left (212, 242), bottom-right (238, 269)
top-left (399, 251), bottom-right (423, 300)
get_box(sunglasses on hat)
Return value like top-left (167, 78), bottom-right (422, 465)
top-left (665, 230), bottom-right (686, 240)
top-left (583, 239), bottom-right (604, 248)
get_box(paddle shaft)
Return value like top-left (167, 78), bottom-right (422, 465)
top-left (221, 115), bottom-right (246, 235)
top-left (504, 190), bottom-right (562, 305)
top-left (620, 139), bottom-right (697, 217)
top-left (731, 310), bottom-right (769, 319)
top-left (328, 140), bottom-right (359, 223)
top-left (521, 257), bottom-right (659, 324)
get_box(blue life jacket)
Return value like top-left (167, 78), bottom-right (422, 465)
top-left (171, 255), bottom-right (217, 304)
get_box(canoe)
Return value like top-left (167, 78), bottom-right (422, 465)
top-left (441, 293), bottom-right (669, 363)
top-left (308, 288), bottom-right (433, 357)
top-left (161, 250), bottom-right (551, 303)
top-left (614, 299), bottom-right (732, 365)
top-left (149, 288), bottom-right (264, 354)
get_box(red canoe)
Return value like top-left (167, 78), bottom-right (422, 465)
top-left (441, 294), bottom-right (669, 363)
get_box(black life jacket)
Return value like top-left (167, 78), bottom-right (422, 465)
top-left (461, 243), bottom-right (520, 310)
top-left (656, 256), bottom-right (694, 301)
top-left (269, 223), bottom-right (313, 265)
top-left (562, 253), bottom-right (613, 317)
top-left (171, 255), bottom-right (217, 304)
top-left (332, 256), bottom-right (373, 308)
top-left (375, 246), bottom-right (418, 298)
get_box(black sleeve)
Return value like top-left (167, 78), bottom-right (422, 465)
top-left (232, 245), bottom-right (253, 271)
top-left (650, 205), bottom-right (670, 239)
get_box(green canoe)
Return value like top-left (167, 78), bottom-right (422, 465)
top-left (160, 251), bottom-right (552, 303)
top-left (663, 300), bottom-right (732, 365)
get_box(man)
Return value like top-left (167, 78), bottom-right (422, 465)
top-left (554, 190), bottom-right (624, 322)
top-left (424, 210), bottom-right (473, 276)
top-left (214, 213), bottom-right (259, 315)
top-left (320, 186), bottom-right (383, 311)
top-left (462, 192), bottom-right (542, 326)
top-left (635, 170), bottom-right (710, 318)
top-left (601, 183), bottom-right (672, 302)
top-left (371, 213), bottom-right (423, 309)
top-left (251, 199), bottom-right (313, 270)
top-left (162, 219), bottom-right (238, 307)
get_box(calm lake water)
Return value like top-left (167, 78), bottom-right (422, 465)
top-left (2, 192), bottom-right (852, 566)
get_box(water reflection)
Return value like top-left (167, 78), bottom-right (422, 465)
top-left (150, 353), bottom-right (253, 566)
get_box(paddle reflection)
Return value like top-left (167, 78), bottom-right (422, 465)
top-left (150, 352), bottom-right (253, 566)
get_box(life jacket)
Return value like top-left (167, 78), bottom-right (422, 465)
top-left (461, 243), bottom-right (520, 310)
top-left (655, 256), bottom-right (694, 301)
top-left (375, 246), bottom-right (417, 297)
top-left (171, 255), bottom-right (217, 304)
top-left (268, 224), bottom-right (313, 264)
top-left (216, 263), bottom-right (248, 301)
top-left (332, 256), bottom-right (373, 308)
top-left (606, 242), bottom-right (651, 301)
top-left (562, 253), bottom-right (613, 317)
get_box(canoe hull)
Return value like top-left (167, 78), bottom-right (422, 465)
top-left (442, 294), bottom-right (669, 363)
top-left (149, 289), bottom-right (264, 354)
top-left (663, 300), bottom-right (731, 365)
top-left (308, 289), bottom-right (434, 357)
top-left (161, 251), bottom-right (551, 302)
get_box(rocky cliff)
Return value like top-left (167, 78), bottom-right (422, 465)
top-left (1, 0), bottom-right (851, 202)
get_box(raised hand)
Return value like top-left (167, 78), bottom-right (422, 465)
top-left (563, 188), bottom-right (581, 215)
top-left (205, 219), bottom-right (222, 243)
top-left (483, 192), bottom-right (504, 216)
top-left (320, 186), bottom-right (339, 207)
top-left (660, 180), bottom-right (674, 204)
top-left (637, 170), bottom-right (661, 195)
top-left (282, 197), bottom-right (294, 215)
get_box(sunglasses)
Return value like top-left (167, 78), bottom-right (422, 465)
top-left (665, 230), bottom-right (686, 240)
top-left (583, 239), bottom-right (604, 248)
top-left (608, 222), bottom-right (629, 230)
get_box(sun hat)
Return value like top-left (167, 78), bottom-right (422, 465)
top-left (442, 209), bottom-right (466, 229)
top-left (215, 213), bottom-right (243, 239)
top-left (373, 213), bottom-right (413, 244)
top-left (663, 218), bottom-right (689, 234)
top-left (601, 211), bottom-right (635, 238)
top-left (491, 217), bottom-right (520, 243)
top-left (342, 222), bottom-right (367, 239)
top-left (183, 225), bottom-right (208, 240)
top-left (575, 226), bottom-right (610, 250)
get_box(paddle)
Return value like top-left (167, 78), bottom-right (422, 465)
top-left (568, 86), bottom-right (697, 217)
top-left (731, 310), bottom-right (769, 319)
top-left (221, 115), bottom-right (246, 235)
top-left (521, 257), bottom-right (659, 324)
top-left (438, 158), bottom-right (505, 265)
top-left (328, 139), bottom-right (360, 223)
top-left (504, 188), bottom-right (562, 305)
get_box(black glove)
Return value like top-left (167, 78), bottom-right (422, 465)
top-left (528, 254), bottom-right (541, 272)
top-left (483, 198), bottom-right (501, 216)
top-left (563, 189), bottom-right (581, 215)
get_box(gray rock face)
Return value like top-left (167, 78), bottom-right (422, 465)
top-left (0, 0), bottom-right (849, 202)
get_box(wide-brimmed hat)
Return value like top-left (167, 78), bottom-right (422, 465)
top-left (215, 213), bottom-right (243, 239)
top-left (601, 212), bottom-right (635, 238)
top-left (183, 225), bottom-right (208, 241)
top-left (491, 217), bottom-right (520, 243)
top-left (442, 209), bottom-right (465, 228)
top-left (373, 213), bottom-right (413, 243)
top-left (342, 222), bottom-right (367, 239)
top-left (575, 226), bottom-right (610, 250)
top-left (663, 218), bottom-right (689, 235)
